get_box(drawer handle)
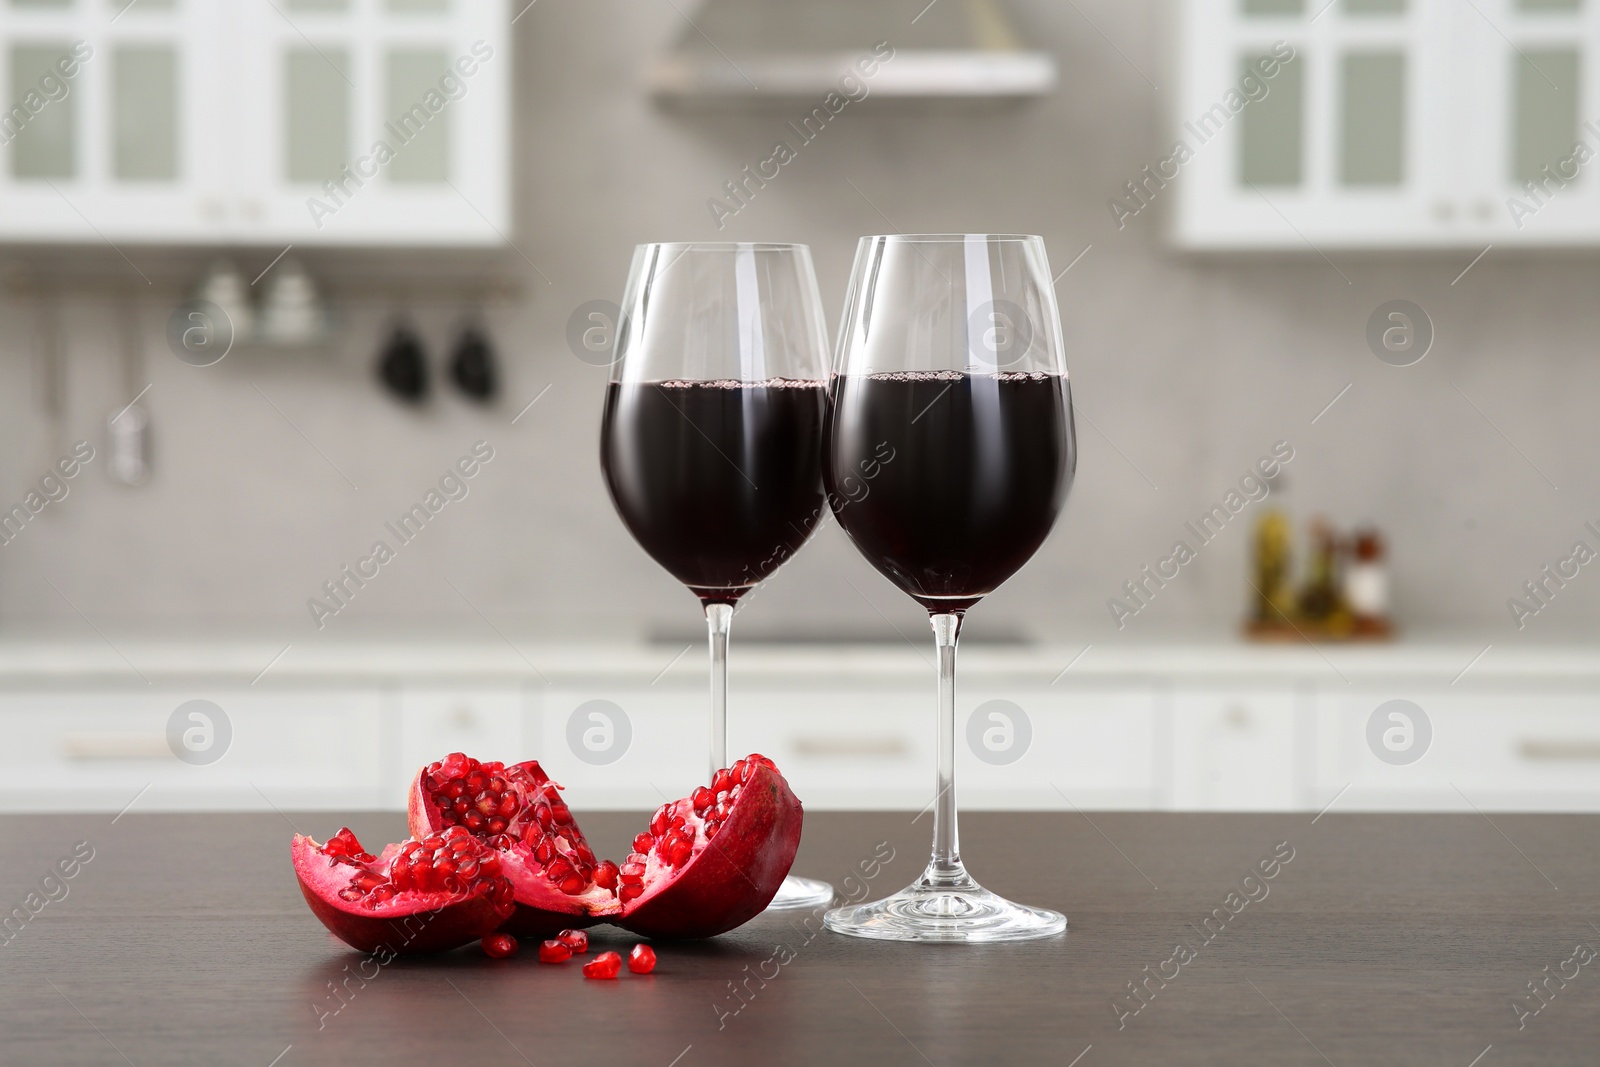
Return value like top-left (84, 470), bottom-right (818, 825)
top-left (62, 733), bottom-right (170, 761)
top-left (791, 735), bottom-right (910, 758)
top-left (1519, 739), bottom-right (1600, 762)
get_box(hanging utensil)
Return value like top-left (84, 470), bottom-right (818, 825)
top-left (107, 297), bottom-right (151, 486)
top-left (377, 321), bottom-right (428, 404)
top-left (448, 320), bottom-right (498, 402)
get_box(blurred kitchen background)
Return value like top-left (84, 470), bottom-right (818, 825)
top-left (1, 0), bottom-right (1598, 814)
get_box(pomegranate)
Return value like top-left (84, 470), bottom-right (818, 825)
top-left (482, 934), bottom-right (518, 959)
top-left (409, 752), bottom-right (802, 940)
top-left (292, 826), bottom-right (515, 955)
top-left (583, 951), bottom-right (622, 979)
top-left (628, 944), bottom-right (656, 974)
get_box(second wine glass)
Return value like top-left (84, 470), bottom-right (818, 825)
top-left (822, 234), bottom-right (1076, 942)
top-left (599, 241), bottom-right (835, 911)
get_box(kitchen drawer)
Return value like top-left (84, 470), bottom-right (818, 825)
top-left (529, 686), bottom-right (709, 809)
top-left (957, 685), bottom-right (1159, 810)
top-left (1313, 689), bottom-right (1600, 811)
top-left (1170, 686), bottom-right (1306, 811)
top-left (0, 689), bottom-right (386, 811)
top-left (394, 686), bottom-right (529, 805)
top-left (531, 683), bottom-right (1158, 811)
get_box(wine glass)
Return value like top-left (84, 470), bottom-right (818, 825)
top-left (822, 234), bottom-right (1076, 942)
top-left (600, 242), bottom-right (836, 911)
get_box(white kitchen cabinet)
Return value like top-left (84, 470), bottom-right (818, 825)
top-left (0, 687), bottom-right (388, 811)
top-left (393, 685), bottom-right (528, 805)
top-left (1169, 685), bottom-right (1309, 809)
top-left (1176, 0), bottom-right (1600, 248)
top-left (1313, 686), bottom-right (1600, 811)
top-left (0, 0), bottom-right (509, 246)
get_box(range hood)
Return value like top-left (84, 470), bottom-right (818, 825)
top-left (648, 0), bottom-right (1056, 106)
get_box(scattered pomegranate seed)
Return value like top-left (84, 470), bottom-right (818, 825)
top-left (583, 951), bottom-right (622, 979)
top-left (482, 933), bottom-right (518, 959)
top-left (556, 928), bottom-right (588, 954)
top-left (539, 939), bottom-right (572, 963)
top-left (628, 944), bottom-right (656, 974)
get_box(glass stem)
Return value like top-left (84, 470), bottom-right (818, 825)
top-left (706, 602), bottom-right (732, 776)
top-left (928, 612), bottom-right (964, 883)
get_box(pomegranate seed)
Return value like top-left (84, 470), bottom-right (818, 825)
top-left (618, 883), bottom-right (644, 903)
top-left (711, 769), bottom-right (732, 794)
top-left (628, 944), bottom-right (656, 974)
top-left (538, 939), bottom-right (572, 963)
top-left (650, 805), bottom-right (672, 837)
top-left (337, 886), bottom-right (363, 901)
top-left (487, 818), bottom-right (507, 835)
top-left (691, 786), bottom-right (715, 814)
top-left (482, 933), bottom-right (518, 959)
top-left (444, 780), bottom-right (466, 799)
top-left (668, 834), bottom-right (693, 867)
top-left (556, 929), bottom-right (588, 953)
top-left (732, 759), bottom-right (749, 784)
top-left (583, 951), bottom-right (622, 979)
top-left (550, 802), bottom-right (572, 824)
top-left (464, 812), bottom-right (485, 831)
top-left (368, 883), bottom-right (397, 904)
top-left (593, 860), bottom-right (619, 889)
top-left (632, 832), bottom-right (654, 853)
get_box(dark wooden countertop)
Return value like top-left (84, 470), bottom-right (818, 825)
top-left (2, 809), bottom-right (1597, 1066)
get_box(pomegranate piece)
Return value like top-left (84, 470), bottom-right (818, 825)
top-left (556, 929), bottom-right (588, 954)
top-left (582, 951), bottom-right (622, 979)
top-left (408, 751), bottom-right (802, 940)
top-left (482, 933), bottom-right (518, 959)
top-left (292, 825), bottom-right (515, 955)
top-left (538, 939), bottom-right (572, 963)
top-left (628, 944), bottom-right (656, 974)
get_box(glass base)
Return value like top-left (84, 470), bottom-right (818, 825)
top-left (764, 874), bottom-right (836, 910)
top-left (823, 865), bottom-right (1065, 943)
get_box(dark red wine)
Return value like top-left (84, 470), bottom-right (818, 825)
top-left (601, 379), bottom-right (827, 603)
top-left (824, 371), bottom-right (1075, 613)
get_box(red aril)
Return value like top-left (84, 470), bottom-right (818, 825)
top-left (538, 939), bottom-right (572, 963)
top-left (556, 929), bottom-right (588, 954)
top-left (408, 751), bottom-right (802, 940)
top-left (583, 951), bottom-right (622, 979)
top-left (292, 826), bottom-right (515, 954)
top-left (628, 944), bottom-right (656, 974)
top-left (482, 933), bottom-right (518, 959)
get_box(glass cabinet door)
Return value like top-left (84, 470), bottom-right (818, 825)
top-left (1176, 0), bottom-right (1455, 247)
top-left (0, 0), bottom-right (509, 246)
top-left (1462, 0), bottom-right (1600, 242)
top-left (0, 0), bottom-right (218, 242)
top-left (224, 0), bottom-right (510, 245)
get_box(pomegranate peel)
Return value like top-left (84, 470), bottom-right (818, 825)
top-left (291, 826), bottom-right (515, 955)
top-left (408, 752), bottom-right (803, 940)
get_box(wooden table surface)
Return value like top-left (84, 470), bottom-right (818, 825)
top-left (2, 808), bottom-right (1597, 1066)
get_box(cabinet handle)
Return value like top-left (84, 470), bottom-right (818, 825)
top-left (62, 733), bottom-right (170, 761)
top-left (791, 735), bottom-right (910, 758)
top-left (1518, 739), bottom-right (1600, 762)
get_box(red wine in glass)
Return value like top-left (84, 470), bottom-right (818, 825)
top-left (602, 378), bottom-right (828, 604)
top-left (824, 370), bottom-right (1075, 613)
